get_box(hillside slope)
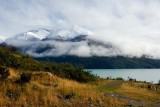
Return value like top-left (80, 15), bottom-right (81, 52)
top-left (36, 56), bottom-right (160, 69)
top-left (0, 45), bottom-right (96, 82)
top-left (0, 69), bottom-right (160, 107)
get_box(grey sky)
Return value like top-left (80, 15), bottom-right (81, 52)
top-left (0, 0), bottom-right (160, 37)
top-left (1, 0), bottom-right (160, 58)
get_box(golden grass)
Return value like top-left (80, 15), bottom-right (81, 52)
top-left (0, 69), bottom-right (101, 106)
top-left (7, 68), bottom-right (19, 79)
top-left (0, 69), bottom-right (160, 107)
top-left (118, 83), bottom-right (160, 101)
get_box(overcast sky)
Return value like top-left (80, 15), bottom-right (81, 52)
top-left (1, 0), bottom-right (160, 58)
top-left (1, 0), bottom-right (160, 37)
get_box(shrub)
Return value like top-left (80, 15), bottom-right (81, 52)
top-left (53, 64), bottom-right (97, 83)
top-left (16, 72), bottom-right (32, 84)
top-left (0, 66), bottom-right (10, 80)
top-left (116, 77), bottom-right (124, 81)
top-left (128, 78), bottom-right (136, 82)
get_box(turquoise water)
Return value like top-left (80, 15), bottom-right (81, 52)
top-left (90, 69), bottom-right (160, 83)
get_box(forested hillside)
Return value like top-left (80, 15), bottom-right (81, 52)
top-left (36, 56), bottom-right (160, 69)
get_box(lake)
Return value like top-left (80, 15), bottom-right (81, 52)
top-left (90, 69), bottom-right (160, 83)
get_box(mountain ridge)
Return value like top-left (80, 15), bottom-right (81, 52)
top-left (2, 28), bottom-right (160, 69)
top-left (5, 28), bottom-right (91, 41)
top-left (3, 28), bottom-right (118, 57)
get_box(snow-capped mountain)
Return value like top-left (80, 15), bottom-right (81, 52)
top-left (6, 27), bottom-right (92, 42)
top-left (43, 28), bottom-right (91, 41)
top-left (6, 33), bottom-right (40, 41)
top-left (4, 28), bottom-right (120, 57)
top-left (6, 28), bottom-right (50, 41)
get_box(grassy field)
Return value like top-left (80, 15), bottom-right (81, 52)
top-left (0, 68), bottom-right (160, 107)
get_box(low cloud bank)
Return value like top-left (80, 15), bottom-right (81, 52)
top-left (5, 37), bottom-right (160, 59)
top-left (5, 39), bottom-right (120, 57)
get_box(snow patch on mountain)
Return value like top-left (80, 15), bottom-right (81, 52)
top-left (43, 26), bottom-right (92, 41)
top-left (44, 29), bottom-right (79, 40)
top-left (6, 33), bottom-right (39, 41)
top-left (5, 27), bottom-right (92, 41)
top-left (6, 28), bottom-right (51, 41)
top-left (30, 28), bottom-right (50, 39)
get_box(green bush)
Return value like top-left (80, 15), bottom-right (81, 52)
top-left (116, 77), bottom-right (124, 81)
top-left (0, 66), bottom-right (10, 80)
top-left (52, 63), bottom-right (97, 83)
top-left (16, 72), bottom-right (32, 84)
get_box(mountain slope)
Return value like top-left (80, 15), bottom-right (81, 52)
top-left (6, 28), bottom-right (50, 41)
top-left (43, 28), bottom-right (85, 41)
top-left (36, 56), bottom-right (160, 69)
top-left (0, 45), bottom-right (44, 70)
top-left (0, 45), bottom-right (96, 82)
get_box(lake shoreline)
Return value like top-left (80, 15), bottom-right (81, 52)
top-left (89, 69), bottom-right (160, 83)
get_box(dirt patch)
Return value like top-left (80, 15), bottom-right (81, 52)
top-left (104, 93), bottom-right (144, 107)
